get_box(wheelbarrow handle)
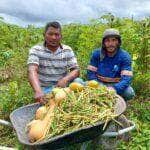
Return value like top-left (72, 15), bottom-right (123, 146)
top-left (102, 120), bottom-right (136, 137)
top-left (0, 119), bottom-right (12, 127)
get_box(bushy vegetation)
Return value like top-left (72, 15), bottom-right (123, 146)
top-left (0, 14), bottom-right (149, 149)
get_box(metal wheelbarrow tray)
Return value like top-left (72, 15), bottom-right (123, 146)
top-left (10, 95), bottom-right (126, 149)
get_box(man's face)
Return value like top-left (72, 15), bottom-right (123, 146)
top-left (104, 37), bottom-right (119, 53)
top-left (44, 27), bottom-right (62, 48)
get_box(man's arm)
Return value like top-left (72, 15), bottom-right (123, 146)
top-left (56, 68), bottom-right (80, 87)
top-left (112, 53), bottom-right (133, 94)
top-left (56, 47), bottom-right (80, 87)
top-left (87, 50), bottom-right (99, 81)
top-left (28, 64), bottom-right (44, 102)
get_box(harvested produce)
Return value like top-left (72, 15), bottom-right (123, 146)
top-left (69, 82), bottom-right (84, 91)
top-left (46, 86), bottom-right (117, 139)
top-left (86, 80), bottom-right (99, 88)
top-left (27, 84), bottom-right (118, 143)
top-left (35, 106), bottom-right (47, 120)
top-left (28, 99), bottom-right (56, 142)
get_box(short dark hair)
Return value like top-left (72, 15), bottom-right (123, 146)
top-left (44, 21), bottom-right (61, 33)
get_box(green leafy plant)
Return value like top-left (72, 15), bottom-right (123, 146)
top-left (0, 15), bottom-right (149, 149)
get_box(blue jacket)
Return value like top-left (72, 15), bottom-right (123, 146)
top-left (87, 48), bottom-right (133, 94)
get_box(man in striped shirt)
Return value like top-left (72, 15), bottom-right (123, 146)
top-left (27, 21), bottom-right (79, 103)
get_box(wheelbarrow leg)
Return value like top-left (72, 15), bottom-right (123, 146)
top-left (88, 115), bottom-right (135, 149)
top-left (0, 119), bottom-right (12, 127)
top-left (116, 114), bottom-right (131, 142)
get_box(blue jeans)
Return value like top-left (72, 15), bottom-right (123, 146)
top-left (41, 81), bottom-right (56, 94)
top-left (120, 86), bottom-right (135, 101)
top-left (42, 86), bottom-right (54, 94)
top-left (41, 79), bottom-right (81, 94)
top-left (99, 82), bottom-right (135, 101)
top-left (42, 78), bottom-right (135, 101)
top-left (74, 78), bottom-right (135, 101)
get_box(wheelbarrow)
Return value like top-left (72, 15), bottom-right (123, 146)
top-left (0, 95), bottom-right (134, 150)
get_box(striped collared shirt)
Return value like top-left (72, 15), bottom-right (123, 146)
top-left (27, 43), bottom-right (79, 87)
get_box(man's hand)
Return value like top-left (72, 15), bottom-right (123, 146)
top-left (28, 65), bottom-right (47, 104)
top-left (34, 91), bottom-right (46, 104)
top-left (56, 77), bottom-right (68, 88)
top-left (56, 69), bottom-right (79, 88)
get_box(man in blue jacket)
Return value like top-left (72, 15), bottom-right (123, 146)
top-left (87, 28), bottom-right (135, 101)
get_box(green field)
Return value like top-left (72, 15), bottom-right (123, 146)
top-left (0, 14), bottom-right (149, 149)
